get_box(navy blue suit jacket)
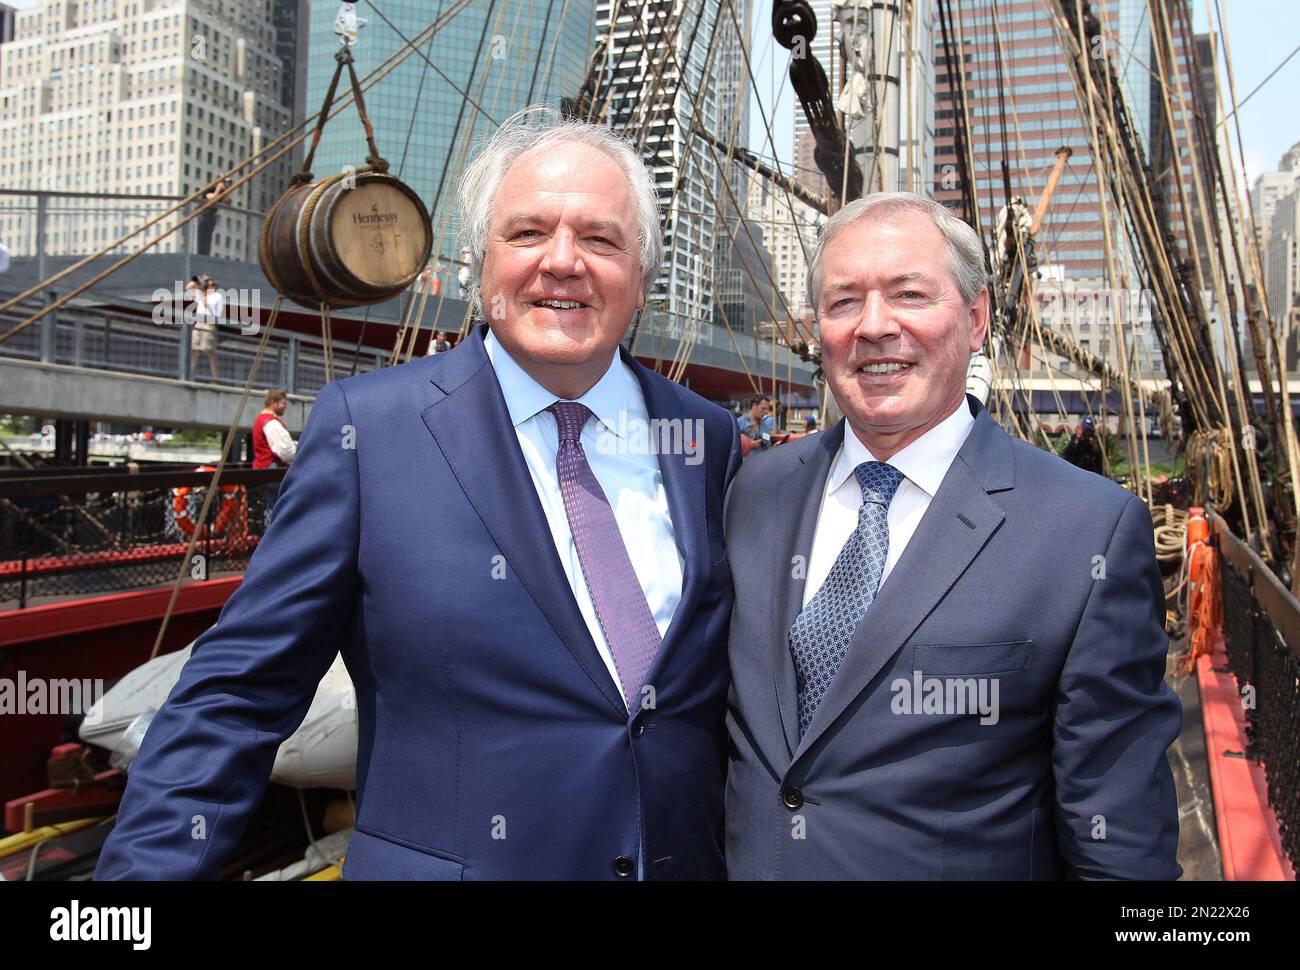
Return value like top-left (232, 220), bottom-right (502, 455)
top-left (724, 399), bottom-right (1182, 879)
top-left (96, 324), bottom-right (742, 880)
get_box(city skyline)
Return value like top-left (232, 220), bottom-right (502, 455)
top-left (2, 0), bottom-right (1292, 202)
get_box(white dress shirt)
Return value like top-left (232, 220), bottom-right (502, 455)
top-left (485, 330), bottom-right (684, 703)
top-left (261, 414), bottom-right (297, 464)
top-left (802, 401), bottom-right (975, 607)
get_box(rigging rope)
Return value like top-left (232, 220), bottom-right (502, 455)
top-left (148, 295), bottom-right (285, 662)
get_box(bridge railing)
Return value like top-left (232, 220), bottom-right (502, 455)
top-left (0, 298), bottom-right (388, 396)
top-left (634, 310), bottom-right (792, 364)
top-left (0, 466), bottom-right (287, 610)
top-left (0, 193), bottom-right (266, 265)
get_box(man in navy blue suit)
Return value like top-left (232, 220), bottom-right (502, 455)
top-left (724, 194), bottom-right (1181, 879)
top-left (97, 107), bottom-right (741, 880)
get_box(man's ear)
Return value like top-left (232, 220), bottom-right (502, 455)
top-left (968, 288), bottom-right (991, 351)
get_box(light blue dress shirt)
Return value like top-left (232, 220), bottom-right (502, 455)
top-left (484, 330), bottom-right (685, 706)
top-left (737, 412), bottom-right (774, 437)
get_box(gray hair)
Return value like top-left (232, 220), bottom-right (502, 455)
top-left (806, 192), bottom-right (987, 310)
top-left (456, 104), bottom-right (663, 318)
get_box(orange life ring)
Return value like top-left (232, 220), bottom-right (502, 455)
top-left (172, 465), bottom-right (246, 538)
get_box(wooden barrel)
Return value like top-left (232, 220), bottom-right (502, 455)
top-left (259, 171), bottom-right (433, 310)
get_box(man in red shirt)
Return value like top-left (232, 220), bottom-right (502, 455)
top-left (252, 388), bottom-right (296, 527)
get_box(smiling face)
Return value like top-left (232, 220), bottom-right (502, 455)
top-left (816, 210), bottom-right (989, 460)
top-left (479, 140), bottom-right (645, 399)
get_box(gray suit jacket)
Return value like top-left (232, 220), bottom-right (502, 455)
top-left (724, 397), bottom-right (1181, 879)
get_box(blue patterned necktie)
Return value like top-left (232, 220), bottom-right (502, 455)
top-left (789, 460), bottom-right (905, 738)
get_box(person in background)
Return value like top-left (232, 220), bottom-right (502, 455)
top-left (738, 396), bottom-right (775, 446)
top-left (190, 275), bottom-right (220, 380)
top-left (252, 388), bottom-right (296, 528)
top-left (203, 276), bottom-right (225, 325)
top-left (0, 237), bottom-right (10, 274)
top-left (1062, 416), bottom-right (1105, 476)
top-left (426, 330), bottom-right (453, 356)
top-left (804, 412), bottom-right (818, 433)
top-left (196, 177), bottom-right (232, 256)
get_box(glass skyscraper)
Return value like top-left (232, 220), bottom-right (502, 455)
top-left (302, 0), bottom-right (594, 288)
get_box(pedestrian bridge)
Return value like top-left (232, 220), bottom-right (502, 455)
top-left (0, 253), bottom-right (818, 433)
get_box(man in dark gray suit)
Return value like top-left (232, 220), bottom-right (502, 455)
top-left (724, 193), bottom-right (1181, 879)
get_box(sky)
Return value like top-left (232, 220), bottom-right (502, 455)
top-left (1192, 0), bottom-right (1300, 182)
top-left (3, 0), bottom-right (1294, 183)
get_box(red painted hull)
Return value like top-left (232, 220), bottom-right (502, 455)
top-left (0, 579), bottom-right (239, 814)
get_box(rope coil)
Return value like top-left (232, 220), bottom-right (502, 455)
top-left (1186, 428), bottom-right (1235, 511)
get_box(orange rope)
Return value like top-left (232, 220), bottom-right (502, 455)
top-left (1181, 542), bottom-right (1223, 673)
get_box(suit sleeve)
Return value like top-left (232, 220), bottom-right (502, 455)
top-left (1051, 494), bottom-right (1183, 880)
top-left (721, 411), bottom-right (743, 525)
top-left (723, 414), bottom-right (742, 494)
top-left (95, 382), bottom-right (360, 880)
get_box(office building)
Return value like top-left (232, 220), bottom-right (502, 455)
top-left (0, 0), bottom-right (295, 259)
top-left (595, 0), bottom-right (731, 328)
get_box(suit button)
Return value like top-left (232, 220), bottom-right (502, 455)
top-left (782, 786), bottom-right (804, 810)
top-left (632, 723), bottom-right (645, 738)
top-left (613, 856), bottom-right (635, 877)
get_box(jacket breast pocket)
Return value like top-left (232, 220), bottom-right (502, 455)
top-left (910, 640), bottom-right (1032, 675)
top-left (342, 827), bottom-right (465, 881)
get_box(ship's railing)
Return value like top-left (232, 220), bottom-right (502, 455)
top-left (1209, 511), bottom-right (1300, 870)
top-left (0, 466), bottom-right (286, 610)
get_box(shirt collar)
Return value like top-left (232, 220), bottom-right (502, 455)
top-left (485, 329), bottom-right (636, 438)
top-left (828, 398), bottom-right (976, 499)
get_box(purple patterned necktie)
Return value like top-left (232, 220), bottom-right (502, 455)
top-left (548, 401), bottom-right (662, 710)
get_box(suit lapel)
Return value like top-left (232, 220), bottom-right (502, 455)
top-left (793, 403), bottom-right (1013, 761)
top-left (420, 325), bottom-right (627, 717)
top-left (771, 423), bottom-right (845, 759)
top-left (621, 348), bottom-right (705, 689)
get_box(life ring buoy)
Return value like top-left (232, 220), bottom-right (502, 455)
top-left (172, 465), bottom-right (247, 539)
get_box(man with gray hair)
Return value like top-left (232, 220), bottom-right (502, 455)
top-left (723, 192), bottom-right (1181, 879)
top-left (97, 105), bottom-right (742, 880)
